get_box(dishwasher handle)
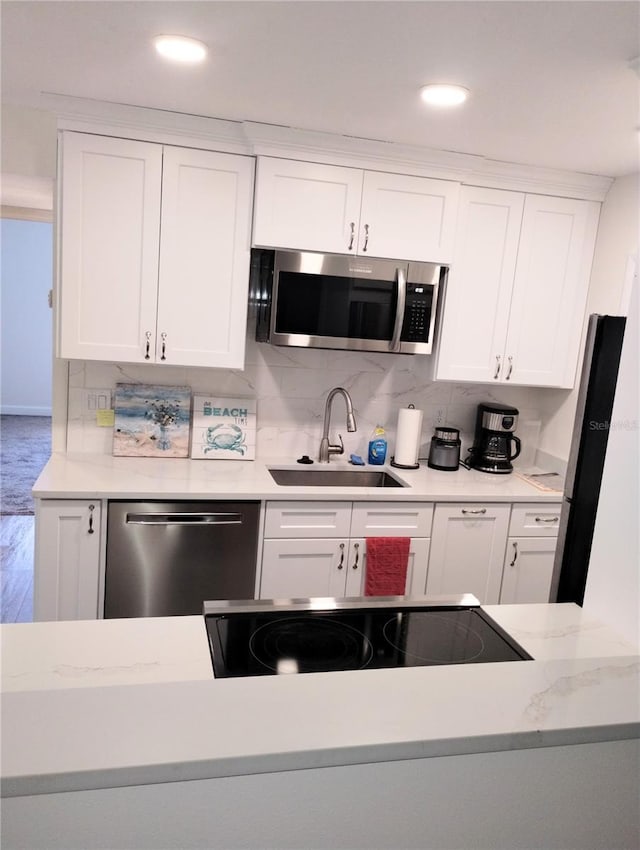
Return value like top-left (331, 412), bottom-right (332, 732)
top-left (125, 513), bottom-right (244, 526)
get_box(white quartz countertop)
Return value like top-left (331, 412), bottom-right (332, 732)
top-left (2, 604), bottom-right (638, 798)
top-left (32, 453), bottom-right (563, 502)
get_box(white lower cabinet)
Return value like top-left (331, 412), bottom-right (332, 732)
top-left (426, 503), bottom-right (511, 604)
top-left (499, 503), bottom-right (561, 603)
top-left (259, 501), bottom-right (433, 599)
top-left (34, 499), bottom-right (102, 621)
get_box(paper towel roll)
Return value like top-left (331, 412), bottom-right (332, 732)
top-left (393, 406), bottom-right (423, 467)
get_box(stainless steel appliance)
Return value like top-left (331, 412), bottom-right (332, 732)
top-left (105, 501), bottom-right (260, 618)
top-left (427, 426), bottom-right (461, 471)
top-left (551, 314), bottom-right (626, 604)
top-left (467, 403), bottom-right (521, 474)
top-left (251, 249), bottom-right (446, 354)
top-left (203, 595), bottom-right (532, 678)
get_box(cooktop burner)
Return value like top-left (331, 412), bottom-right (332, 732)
top-left (204, 598), bottom-right (532, 678)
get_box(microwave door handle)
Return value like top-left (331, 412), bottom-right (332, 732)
top-left (389, 267), bottom-right (407, 352)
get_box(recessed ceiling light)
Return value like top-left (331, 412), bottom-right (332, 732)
top-left (419, 84), bottom-right (470, 107)
top-left (153, 35), bottom-right (208, 64)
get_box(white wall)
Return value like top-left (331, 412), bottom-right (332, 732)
top-left (0, 218), bottom-right (53, 415)
top-left (0, 104), bottom-right (57, 179)
top-left (537, 173), bottom-right (640, 461)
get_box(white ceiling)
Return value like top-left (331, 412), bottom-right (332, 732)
top-left (2, 1), bottom-right (639, 177)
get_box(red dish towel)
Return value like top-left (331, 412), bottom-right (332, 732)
top-left (365, 537), bottom-right (410, 596)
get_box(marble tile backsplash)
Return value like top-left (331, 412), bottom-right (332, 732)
top-left (66, 321), bottom-right (547, 462)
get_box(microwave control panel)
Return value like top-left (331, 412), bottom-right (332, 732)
top-left (402, 283), bottom-right (434, 342)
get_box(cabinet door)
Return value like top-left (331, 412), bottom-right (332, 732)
top-left (435, 186), bottom-right (524, 383)
top-left (260, 539), bottom-right (349, 598)
top-left (34, 500), bottom-right (102, 621)
top-left (157, 147), bottom-right (254, 368)
top-left (359, 172), bottom-right (460, 263)
top-left (252, 157), bottom-right (363, 254)
top-left (504, 195), bottom-right (600, 388)
top-left (58, 132), bottom-right (162, 362)
top-left (500, 537), bottom-right (557, 603)
top-left (426, 504), bottom-right (510, 604)
top-left (351, 537), bottom-right (431, 597)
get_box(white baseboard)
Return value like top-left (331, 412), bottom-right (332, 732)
top-left (0, 405), bottom-right (52, 416)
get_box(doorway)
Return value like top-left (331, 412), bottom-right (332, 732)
top-left (0, 214), bottom-right (53, 622)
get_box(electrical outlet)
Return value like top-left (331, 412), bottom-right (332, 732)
top-left (435, 407), bottom-right (446, 426)
top-left (81, 388), bottom-right (112, 420)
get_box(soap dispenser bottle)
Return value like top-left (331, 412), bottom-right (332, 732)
top-left (368, 426), bottom-right (387, 465)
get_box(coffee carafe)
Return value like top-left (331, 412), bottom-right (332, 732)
top-left (467, 403), bottom-right (521, 474)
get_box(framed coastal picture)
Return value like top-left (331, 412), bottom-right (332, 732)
top-left (113, 384), bottom-right (191, 458)
top-left (191, 395), bottom-right (256, 460)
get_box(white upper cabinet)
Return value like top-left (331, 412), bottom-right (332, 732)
top-left (434, 187), bottom-right (524, 383)
top-left (435, 186), bottom-right (600, 388)
top-left (252, 158), bottom-right (363, 255)
top-left (157, 146), bottom-right (254, 368)
top-left (252, 156), bottom-right (460, 262)
top-left (357, 170), bottom-right (459, 263)
top-left (503, 194), bottom-right (599, 387)
top-left (58, 133), bottom-right (163, 364)
top-left (58, 132), bottom-right (254, 369)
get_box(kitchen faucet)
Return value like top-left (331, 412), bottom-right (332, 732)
top-left (318, 387), bottom-right (357, 463)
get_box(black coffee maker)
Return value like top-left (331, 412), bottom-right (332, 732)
top-left (467, 403), bottom-right (521, 474)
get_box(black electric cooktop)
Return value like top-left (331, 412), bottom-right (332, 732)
top-left (204, 597), bottom-right (532, 678)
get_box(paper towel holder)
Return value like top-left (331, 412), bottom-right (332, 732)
top-left (390, 456), bottom-right (420, 470)
top-left (390, 404), bottom-right (422, 470)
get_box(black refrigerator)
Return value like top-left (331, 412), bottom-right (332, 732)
top-left (550, 314), bottom-right (626, 604)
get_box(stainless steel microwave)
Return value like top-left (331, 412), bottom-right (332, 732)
top-left (251, 250), bottom-right (447, 355)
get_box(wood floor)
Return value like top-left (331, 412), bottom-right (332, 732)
top-left (0, 515), bottom-right (34, 623)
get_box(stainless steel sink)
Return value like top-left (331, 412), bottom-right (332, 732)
top-left (268, 468), bottom-right (407, 488)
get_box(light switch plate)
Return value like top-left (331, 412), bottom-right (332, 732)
top-left (80, 388), bottom-right (112, 421)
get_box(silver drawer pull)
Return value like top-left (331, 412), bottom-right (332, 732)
top-left (126, 513), bottom-right (243, 526)
top-left (88, 504), bottom-right (95, 534)
top-left (535, 516), bottom-right (559, 523)
top-left (461, 508), bottom-right (487, 515)
top-left (352, 542), bottom-right (360, 570)
top-left (338, 542), bottom-right (345, 570)
top-left (494, 355), bottom-right (501, 380)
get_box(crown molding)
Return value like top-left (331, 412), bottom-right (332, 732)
top-left (241, 122), bottom-right (613, 201)
top-left (46, 93), bottom-right (251, 156)
top-left (44, 94), bottom-right (613, 201)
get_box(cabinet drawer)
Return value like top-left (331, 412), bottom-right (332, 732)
top-left (264, 502), bottom-right (352, 538)
top-left (509, 503), bottom-right (561, 536)
top-left (350, 502), bottom-right (433, 537)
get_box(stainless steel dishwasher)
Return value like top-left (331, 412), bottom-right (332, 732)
top-left (104, 501), bottom-right (260, 618)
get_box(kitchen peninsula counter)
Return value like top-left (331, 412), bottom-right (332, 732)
top-left (2, 604), bottom-right (638, 799)
top-left (32, 452), bottom-right (563, 502)
top-left (2, 603), bottom-right (638, 849)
